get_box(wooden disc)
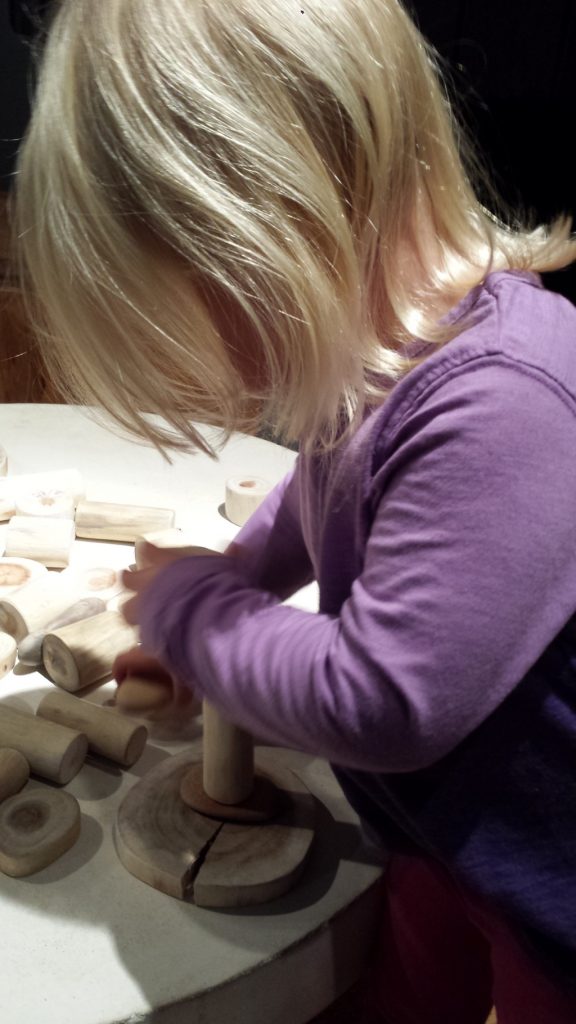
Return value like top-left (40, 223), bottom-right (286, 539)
top-left (0, 788), bottom-right (80, 877)
top-left (114, 751), bottom-right (316, 907)
top-left (179, 763), bottom-right (284, 823)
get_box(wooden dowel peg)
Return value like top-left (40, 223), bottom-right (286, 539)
top-left (224, 476), bottom-right (273, 527)
top-left (18, 597), bottom-right (106, 667)
top-left (0, 704), bottom-right (87, 784)
top-left (0, 788), bottom-right (80, 877)
top-left (0, 573), bottom-right (79, 642)
top-left (37, 691), bottom-right (148, 768)
top-left (202, 702), bottom-right (254, 805)
top-left (75, 500), bottom-right (175, 542)
top-left (0, 556), bottom-right (48, 597)
top-left (0, 748), bottom-right (30, 803)
top-left (43, 610), bottom-right (138, 692)
top-left (5, 515), bottom-right (75, 568)
top-left (0, 632), bottom-right (17, 678)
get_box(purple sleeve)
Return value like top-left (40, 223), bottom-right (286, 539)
top-left (229, 467), bottom-right (314, 598)
top-left (139, 363), bottom-right (576, 772)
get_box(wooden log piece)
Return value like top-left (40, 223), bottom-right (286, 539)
top-left (0, 704), bottom-right (88, 784)
top-left (0, 748), bottom-right (30, 803)
top-left (60, 564), bottom-right (125, 602)
top-left (43, 610), bottom-right (138, 691)
top-left (202, 702), bottom-right (254, 805)
top-left (18, 597), bottom-right (106, 667)
top-left (37, 691), bottom-right (148, 767)
top-left (0, 788), bottom-right (81, 877)
top-left (75, 500), bottom-right (175, 542)
top-left (224, 476), bottom-right (273, 527)
top-left (134, 528), bottom-right (189, 569)
top-left (5, 515), bottom-right (75, 568)
top-left (116, 675), bottom-right (172, 713)
top-left (0, 468), bottom-right (84, 522)
top-left (0, 573), bottom-right (79, 642)
top-left (0, 556), bottom-right (48, 598)
top-left (15, 489), bottom-right (76, 519)
top-left (0, 632), bottom-right (17, 678)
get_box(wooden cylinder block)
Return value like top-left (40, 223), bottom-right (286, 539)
top-left (202, 702), bottom-right (254, 805)
top-left (134, 528), bottom-right (189, 569)
top-left (5, 515), bottom-right (75, 568)
top-left (43, 610), bottom-right (138, 692)
top-left (0, 748), bottom-right (30, 803)
top-left (15, 489), bottom-right (76, 519)
top-left (0, 704), bottom-right (87, 784)
top-left (75, 500), bottom-right (175, 542)
top-left (37, 691), bottom-right (148, 767)
top-left (0, 573), bottom-right (79, 642)
top-left (0, 468), bottom-right (84, 522)
top-left (0, 556), bottom-right (47, 598)
top-left (60, 564), bottom-right (125, 602)
top-left (224, 476), bottom-right (273, 527)
top-left (0, 788), bottom-right (80, 877)
top-left (0, 632), bottom-right (17, 678)
top-left (116, 675), bottom-right (172, 713)
top-left (18, 597), bottom-right (106, 667)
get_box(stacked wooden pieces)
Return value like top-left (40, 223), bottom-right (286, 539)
top-left (1, 466), bottom-right (175, 567)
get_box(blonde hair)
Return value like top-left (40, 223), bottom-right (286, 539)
top-left (13, 0), bottom-right (576, 455)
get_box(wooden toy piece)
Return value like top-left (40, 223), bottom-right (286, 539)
top-left (37, 691), bottom-right (148, 768)
top-left (180, 703), bottom-right (283, 824)
top-left (0, 468), bottom-right (84, 522)
top-left (42, 609), bottom-right (138, 691)
top-left (0, 748), bottom-right (30, 803)
top-left (224, 476), bottom-right (273, 527)
top-left (0, 788), bottom-right (81, 877)
top-left (18, 597), bottom-right (106, 667)
top-left (116, 675), bottom-right (172, 713)
top-left (15, 489), bottom-right (76, 519)
top-left (75, 500), bottom-right (175, 542)
top-left (0, 573), bottom-right (78, 642)
top-left (0, 704), bottom-right (88, 784)
top-left (60, 564), bottom-right (125, 603)
top-left (135, 528), bottom-right (188, 569)
top-left (114, 750), bottom-right (315, 906)
top-left (0, 445), bottom-right (7, 477)
top-left (0, 632), bottom-right (17, 678)
top-left (5, 515), bottom-right (75, 568)
top-left (0, 556), bottom-right (48, 597)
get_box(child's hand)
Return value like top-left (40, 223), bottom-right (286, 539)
top-left (113, 645), bottom-right (199, 716)
top-left (121, 541), bottom-right (221, 627)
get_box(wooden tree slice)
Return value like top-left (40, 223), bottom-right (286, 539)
top-left (114, 751), bottom-right (316, 907)
top-left (0, 788), bottom-right (80, 876)
top-left (114, 752), bottom-right (221, 900)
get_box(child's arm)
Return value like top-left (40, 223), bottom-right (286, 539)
top-left (130, 361), bottom-right (576, 772)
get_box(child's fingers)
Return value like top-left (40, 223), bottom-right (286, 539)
top-left (113, 646), bottom-right (173, 685)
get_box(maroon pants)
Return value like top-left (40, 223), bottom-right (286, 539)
top-left (368, 854), bottom-right (576, 1024)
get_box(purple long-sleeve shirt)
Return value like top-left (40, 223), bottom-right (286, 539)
top-left (141, 271), bottom-right (576, 989)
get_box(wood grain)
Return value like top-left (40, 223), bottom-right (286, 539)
top-left (0, 788), bottom-right (80, 876)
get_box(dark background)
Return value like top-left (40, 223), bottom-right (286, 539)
top-left (1, 0), bottom-right (575, 301)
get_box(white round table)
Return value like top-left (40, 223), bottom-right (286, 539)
top-left (0, 406), bottom-right (382, 1024)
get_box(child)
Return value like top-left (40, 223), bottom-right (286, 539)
top-left (14, 1), bottom-right (576, 1021)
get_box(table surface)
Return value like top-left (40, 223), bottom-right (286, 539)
top-left (0, 405), bottom-right (382, 1024)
